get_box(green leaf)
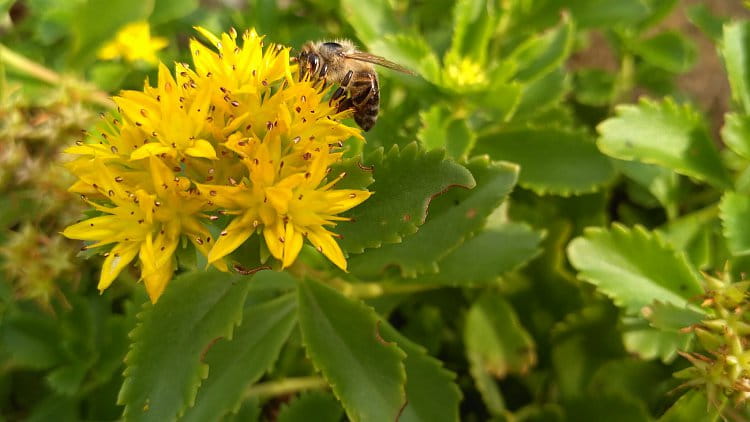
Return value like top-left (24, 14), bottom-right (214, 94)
top-left (468, 78), bottom-right (524, 120)
top-left (597, 98), bottom-right (731, 188)
top-left (567, 224), bottom-right (703, 315)
top-left (70, 0), bottom-right (154, 65)
top-left (378, 322), bottom-right (462, 422)
top-left (297, 278), bottom-right (407, 422)
top-left (722, 21), bottom-right (750, 113)
top-left (46, 362), bottom-right (89, 395)
top-left (658, 390), bottom-right (721, 422)
top-left (1, 311), bottom-right (63, 370)
top-left (150, 0), bottom-right (198, 24)
top-left (277, 392), bottom-right (344, 422)
top-left (551, 305), bottom-right (624, 399)
top-left (574, 69), bottom-right (615, 107)
top-left (465, 291), bottom-right (536, 380)
top-left (339, 0), bottom-right (398, 45)
top-left (513, 67), bottom-right (568, 117)
top-left (417, 104), bottom-right (476, 160)
top-left (567, 0), bottom-right (650, 28)
top-left (182, 292), bottom-right (297, 422)
top-left (26, 395), bottom-right (78, 422)
top-left (418, 220), bottom-right (543, 286)
top-left (588, 359), bottom-right (671, 406)
top-left (221, 398), bottom-right (261, 422)
top-left (118, 270), bottom-right (251, 422)
top-left (722, 113), bottom-right (750, 160)
top-left (621, 316), bottom-right (691, 362)
top-left (369, 34), bottom-right (441, 82)
top-left (475, 128), bottom-right (616, 196)
top-left (564, 396), bottom-right (651, 422)
top-left (686, 3), bottom-right (725, 42)
top-left (629, 31), bottom-right (697, 73)
top-left (336, 143), bottom-right (475, 254)
top-left (449, 0), bottom-right (498, 63)
top-left (720, 192), bottom-right (750, 256)
top-left (349, 157), bottom-right (517, 278)
top-left (509, 17), bottom-right (575, 83)
top-left (645, 301), bottom-right (706, 332)
top-left (616, 160), bottom-right (680, 219)
top-left (659, 207), bottom-right (718, 269)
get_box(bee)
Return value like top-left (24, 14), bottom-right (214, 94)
top-left (297, 40), bottom-right (415, 131)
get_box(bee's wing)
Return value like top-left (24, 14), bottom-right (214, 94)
top-left (344, 52), bottom-right (417, 76)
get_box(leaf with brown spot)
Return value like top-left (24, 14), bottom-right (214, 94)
top-left (335, 143), bottom-right (475, 254)
top-left (349, 157), bottom-right (517, 278)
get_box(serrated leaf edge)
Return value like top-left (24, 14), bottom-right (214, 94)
top-left (567, 223), bottom-right (702, 314)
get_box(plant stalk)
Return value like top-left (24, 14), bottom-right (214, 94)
top-left (0, 43), bottom-right (113, 108)
top-left (243, 376), bottom-right (328, 399)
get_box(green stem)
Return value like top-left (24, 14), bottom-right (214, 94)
top-left (331, 279), bottom-right (440, 299)
top-left (0, 43), bottom-right (113, 108)
top-left (243, 376), bottom-right (328, 400)
top-left (289, 262), bottom-right (443, 299)
top-left (610, 53), bottom-right (634, 108)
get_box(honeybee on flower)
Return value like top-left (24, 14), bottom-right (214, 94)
top-left (64, 27), bottom-right (372, 302)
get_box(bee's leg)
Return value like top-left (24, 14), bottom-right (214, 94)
top-left (329, 86), bottom-right (347, 106)
top-left (341, 70), bottom-right (353, 87)
top-left (308, 53), bottom-right (320, 75)
top-left (299, 53), bottom-right (320, 82)
top-left (329, 70), bottom-right (353, 106)
top-left (336, 97), bottom-right (355, 114)
top-left (318, 62), bottom-right (329, 78)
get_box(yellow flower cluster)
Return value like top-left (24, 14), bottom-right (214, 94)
top-left (97, 21), bottom-right (168, 65)
top-left (64, 28), bottom-right (371, 302)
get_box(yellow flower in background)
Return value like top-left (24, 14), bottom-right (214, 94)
top-left (97, 21), bottom-right (168, 65)
top-left (64, 27), bottom-right (371, 302)
top-left (444, 56), bottom-right (488, 89)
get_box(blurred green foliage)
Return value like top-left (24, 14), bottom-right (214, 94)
top-left (2, 0), bottom-right (750, 420)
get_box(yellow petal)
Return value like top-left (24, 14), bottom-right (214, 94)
top-left (62, 216), bottom-right (122, 242)
top-left (98, 241), bottom-right (140, 291)
top-left (131, 142), bottom-right (170, 160)
top-left (184, 139), bottom-right (218, 159)
top-left (98, 42), bottom-right (120, 60)
top-left (152, 221), bottom-right (181, 269)
top-left (208, 213), bottom-right (256, 263)
top-left (307, 227), bottom-right (347, 271)
top-left (142, 256), bottom-right (174, 303)
top-left (148, 155), bottom-right (174, 191)
top-left (323, 190), bottom-right (373, 214)
top-left (193, 26), bottom-right (221, 47)
top-left (282, 224), bottom-right (304, 268)
top-left (195, 183), bottom-right (254, 209)
top-left (265, 185), bottom-right (293, 214)
top-left (263, 219), bottom-right (285, 261)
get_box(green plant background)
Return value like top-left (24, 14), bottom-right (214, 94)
top-left (2, 0), bottom-right (749, 420)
